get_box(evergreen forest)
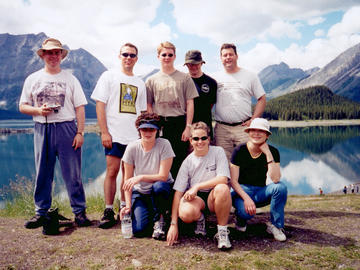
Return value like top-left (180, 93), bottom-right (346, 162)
top-left (263, 85), bottom-right (360, 120)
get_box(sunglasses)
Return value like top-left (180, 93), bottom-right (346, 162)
top-left (191, 136), bottom-right (208, 141)
top-left (160, 53), bottom-right (174, 57)
top-left (43, 50), bottom-right (62, 56)
top-left (121, 53), bottom-right (137, 58)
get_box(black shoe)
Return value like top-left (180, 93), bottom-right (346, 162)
top-left (42, 208), bottom-right (60, 235)
top-left (24, 214), bottom-right (46, 229)
top-left (99, 208), bottom-right (116, 229)
top-left (75, 211), bottom-right (92, 227)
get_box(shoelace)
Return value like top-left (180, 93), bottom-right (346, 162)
top-left (216, 229), bottom-right (230, 240)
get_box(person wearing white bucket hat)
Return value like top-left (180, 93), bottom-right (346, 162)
top-left (19, 37), bottom-right (91, 229)
top-left (230, 118), bottom-right (288, 241)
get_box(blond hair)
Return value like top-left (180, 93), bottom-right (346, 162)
top-left (157, 41), bottom-right (176, 55)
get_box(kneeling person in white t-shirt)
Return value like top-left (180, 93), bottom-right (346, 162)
top-left (167, 122), bottom-right (232, 250)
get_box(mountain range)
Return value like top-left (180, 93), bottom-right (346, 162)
top-left (259, 42), bottom-right (360, 102)
top-left (0, 32), bottom-right (359, 120)
top-left (0, 32), bottom-right (106, 119)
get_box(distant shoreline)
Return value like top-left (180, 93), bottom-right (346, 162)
top-left (269, 119), bottom-right (360, 127)
top-left (0, 119), bottom-right (359, 134)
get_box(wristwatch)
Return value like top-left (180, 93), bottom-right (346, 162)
top-left (77, 131), bottom-right (84, 136)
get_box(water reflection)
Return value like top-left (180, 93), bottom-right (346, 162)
top-left (269, 126), bottom-right (360, 195)
top-left (1, 125), bottom-right (359, 199)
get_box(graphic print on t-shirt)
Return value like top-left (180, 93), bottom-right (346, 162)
top-left (119, 83), bottom-right (138, 114)
top-left (34, 81), bottom-right (66, 107)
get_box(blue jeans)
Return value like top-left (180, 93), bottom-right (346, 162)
top-left (131, 181), bottom-right (172, 237)
top-left (231, 182), bottom-right (287, 228)
top-left (34, 121), bottom-right (86, 216)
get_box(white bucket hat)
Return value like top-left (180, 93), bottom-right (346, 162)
top-left (244, 118), bottom-right (271, 134)
top-left (37, 38), bottom-right (68, 59)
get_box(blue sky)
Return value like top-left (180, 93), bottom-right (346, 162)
top-left (1, 0), bottom-right (360, 75)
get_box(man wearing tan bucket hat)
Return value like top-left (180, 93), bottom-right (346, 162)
top-left (19, 38), bottom-right (92, 230)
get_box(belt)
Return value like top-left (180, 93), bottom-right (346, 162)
top-left (160, 115), bottom-right (185, 122)
top-left (216, 118), bottom-right (250, 126)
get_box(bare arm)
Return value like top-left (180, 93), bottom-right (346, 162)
top-left (122, 157), bottom-right (173, 191)
top-left (183, 175), bottom-right (228, 201)
top-left (72, 105), bottom-right (85, 150)
top-left (259, 142), bottom-right (281, 183)
top-left (95, 101), bottom-right (112, 149)
top-left (243, 94), bottom-right (266, 126)
top-left (181, 99), bottom-right (194, 141)
top-left (167, 190), bottom-right (184, 246)
top-left (19, 103), bottom-right (52, 117)
top-left (147, 103), bottom-right (154, 113)
top-left (119, 162), bottom-right (134, 220)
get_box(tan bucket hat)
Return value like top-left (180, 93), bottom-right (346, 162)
top-left (37, 38), bottom-right (68, 59)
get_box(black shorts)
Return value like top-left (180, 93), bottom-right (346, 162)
top-left (198, 191), bottom-right (211, 214)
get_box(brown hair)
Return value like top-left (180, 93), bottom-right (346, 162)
top-left (135, 112), bottom-right (161, 138)
top-left (157, 41), bottom-right (176, 55)
top-left (190, 121), bottom-right (210, 137)
top-left (120, 43), bottom-right (138, 55)
top-left (220, 43), bottom-right (237, 55)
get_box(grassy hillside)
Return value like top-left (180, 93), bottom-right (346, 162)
top-left (263, 85), bottom-right (360, 120)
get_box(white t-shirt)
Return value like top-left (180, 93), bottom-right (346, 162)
top-left (174, 146), bottom-right (230, 193)
top-left (91, 69), bottom-right (147, 144)
top-left (19, 69), bottom-right (88, 123)
top-left (213, 68), bottom-right (265, 123)
top-left (122, 138), bottom-right (175, 194)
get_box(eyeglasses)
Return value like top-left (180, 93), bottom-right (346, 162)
top-left (121, 53), bottom-right (137, 58)
top-left (160, 53), bottom-right (174, 58)
top-left (43, 50), bottom-right (62, 56)
top-left (191, 136), bottom-right (208, 141)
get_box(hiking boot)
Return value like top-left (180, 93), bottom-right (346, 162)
top-left (24, 214), bottom-right (46, 229)
top-left (152, 220), bottom-right (165, 240)
top-left (75, 211), bottom-right (92, 227)
top-left (99, 208), bottom-right (116, 229)
top-left (214, 227), bottom-right (232, 250)
top-left (266, 222), bottom-right (286, 241)
top-left (194, 213), bottom-right (206, 236)
top-left (235, 217), bottom-right (247, 232)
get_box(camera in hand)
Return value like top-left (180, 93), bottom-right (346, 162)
top-left (48, 104), bottom-right (61, 113)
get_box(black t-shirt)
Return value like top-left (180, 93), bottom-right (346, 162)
top-left (192, 73), bottom-right (217, 137)
top-left (231, 143), bottom-right (280, 187)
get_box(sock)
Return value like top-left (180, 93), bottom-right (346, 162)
top-left (217, 224), bottom-right (227, 231)
top-left (105, 205), bottom-right (113, 209)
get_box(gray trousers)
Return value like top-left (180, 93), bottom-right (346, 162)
top-left (33, 120), bottom-right (86, 216)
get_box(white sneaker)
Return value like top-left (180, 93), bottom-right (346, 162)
top-left (194, 213), bottom-right (206, 236)
top-left (152, 220), bottom-right (165, 240)
top-left (266, 222), bottom-right (286, 241)
top-left (215, 227), bottom-right (232, 250)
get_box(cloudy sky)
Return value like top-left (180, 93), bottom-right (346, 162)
top-left (1, 0), bottom-right (360, 75)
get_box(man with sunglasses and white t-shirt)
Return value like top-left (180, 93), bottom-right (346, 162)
top-left (146, 41), bottom-right (198, 179)
top-left (91, 43), bottom-right (147, 229)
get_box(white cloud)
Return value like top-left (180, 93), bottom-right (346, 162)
top-left (314, 29), bottom-right (325, 37)
top-left (328, 6), bottom-right (360, 38)
top-left (265, 20), bottom-right (302, 40)
top-left (307, 16), bottom-right (326, 26)
top-left (281, 159), bottom-right (350, 193)
top-left (0, 0), bottom-right (168, 69)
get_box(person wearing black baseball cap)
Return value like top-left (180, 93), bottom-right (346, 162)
top-left (184, 50), bottom-right (217, 141)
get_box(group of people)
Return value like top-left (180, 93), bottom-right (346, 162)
top-left (19, 38), bottom-right (288, 250)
